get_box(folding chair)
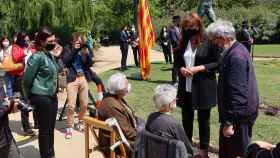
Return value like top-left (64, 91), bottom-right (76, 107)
top-left (83, 116), bottom-right (127, 158)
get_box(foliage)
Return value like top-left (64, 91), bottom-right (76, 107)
top-left (0, 0), bottom-right (280, 43)
top-left (0, 0), bottom-right (95, 44)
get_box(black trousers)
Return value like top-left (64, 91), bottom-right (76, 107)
top-left (13, 76), bottom-right (34, 131)
top-left (162, 45), bottom-right (172, 64)
top-left (132, 47), bottom-right (139, 67)
top-left (0, 140), bottom-right (22, 158)
top-left (180, 91), bottom-right (211, 150)
top-left (172, 54), bottom-right (179, 83)
top-left (31, 94), bottom-right (58, 158)
top-left (120, 44), bottom-right (128, 69)
top-left (219, 122), bottom-right (253, 158)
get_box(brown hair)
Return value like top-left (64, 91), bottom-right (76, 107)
top-left (70, 32), bottom-right (81, 42)
top-left (179, 12), bottom-right (203, 49)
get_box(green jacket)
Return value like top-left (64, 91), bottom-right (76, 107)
top-left (23, 51), bottom-right (58, 98)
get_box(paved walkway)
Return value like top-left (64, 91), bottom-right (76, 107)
top-left (10, 46), bottom-right (164, 158)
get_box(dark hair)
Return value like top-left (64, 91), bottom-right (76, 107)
top-left (0, 35), bottom-right (9, 49)
top-left (35, 26), bottom-right (54, 50)
top-left (172, 15), bottom-right (181, 21)
top-left (15, 32), bottom-right (28, 47)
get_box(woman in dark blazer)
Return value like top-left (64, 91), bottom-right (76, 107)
top-left (175, 13), bottom-right (219, 158)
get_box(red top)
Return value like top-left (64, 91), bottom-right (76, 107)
top-left (8, 44), bottom-right (26, 76)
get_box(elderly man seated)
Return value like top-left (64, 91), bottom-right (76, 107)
top-left (98, 73), bottom-right (143, 157)
top-left (146, 84), bottom-right (194, 156)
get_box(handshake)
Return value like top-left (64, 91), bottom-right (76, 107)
top-left (3, 96), bottom-right (33, 113)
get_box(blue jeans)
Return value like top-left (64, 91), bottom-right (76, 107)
top-left (4, 74), bottom-right (14, 97)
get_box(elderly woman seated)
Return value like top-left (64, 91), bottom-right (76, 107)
top-left (98, 73), bottom-right (143, 157)
top-left (146, 84), bottom-right (193, 156)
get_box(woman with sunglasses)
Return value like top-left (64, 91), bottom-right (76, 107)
top-left (23, 26), bottom-right (62, 158)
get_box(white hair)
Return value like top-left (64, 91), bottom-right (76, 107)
top-left (108, 73), bottom-right (127, 94)
top-left (206, 19), bottom-right (236, 40)
top-left (153, 84), bottom-right (177, 110)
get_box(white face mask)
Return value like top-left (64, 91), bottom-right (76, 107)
top-left (2, 41), bottom-right (9, 48)
top-left (127, 83), bottom-right (131, 93)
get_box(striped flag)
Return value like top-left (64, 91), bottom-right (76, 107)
top-left (138, 0), bottom-right (155, 80)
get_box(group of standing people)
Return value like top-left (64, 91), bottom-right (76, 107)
top-left (119, 25), bottom-right (140, 71)
top-left (0, 26), bottom-right (106, 158)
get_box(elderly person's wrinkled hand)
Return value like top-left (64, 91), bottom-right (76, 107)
top-left (180, 67), bottom-right (193, 77)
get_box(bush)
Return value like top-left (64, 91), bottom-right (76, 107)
top-left (214, 5), bottom-right (280, 43)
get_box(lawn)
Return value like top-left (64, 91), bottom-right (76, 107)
top-left (254, 44), bottom-right (280, 57)
top-left (90, 60), bottom-right (280, 148)
top-left (154, 44), bottom-right (280, 57)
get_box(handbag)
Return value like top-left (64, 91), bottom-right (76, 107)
top-left (0, 54), bottom-right (24, 72)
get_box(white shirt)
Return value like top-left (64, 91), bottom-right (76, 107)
top-left (183, 41), bottom-right (197, 92)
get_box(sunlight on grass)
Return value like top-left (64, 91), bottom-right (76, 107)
top-left (90, 60), bottom-right (280, 147)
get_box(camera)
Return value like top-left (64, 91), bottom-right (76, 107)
top-left (9, 96), bottom-right (33, 113)
top-left (16, 99), bottom-right (33, 113)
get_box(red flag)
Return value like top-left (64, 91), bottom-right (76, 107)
top-left (138, 0), bottom-right (155, 80)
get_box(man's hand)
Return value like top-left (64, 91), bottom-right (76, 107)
top-left (223, 125), bottom-right (234, 138)
top-left (254, 141), bottom-right (274, 150)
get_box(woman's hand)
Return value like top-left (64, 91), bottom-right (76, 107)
top-left (180, 67), bottom-right (193, 77)
top-left (188, 65), bottom-right (206, 75)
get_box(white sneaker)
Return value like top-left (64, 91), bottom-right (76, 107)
top-left (65, 128), bottom-right (73, 139)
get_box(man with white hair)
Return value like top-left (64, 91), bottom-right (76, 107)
top-left (98, 73), bottom-right (140, 157)
top-left (146, 84), bottom-right (193, 156)
top-left (206, 20), bottom-right (259, 158)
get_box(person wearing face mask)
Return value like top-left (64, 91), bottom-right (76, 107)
top-left (175, 13), bottom-right (219, 158)
top-left (206, 20), bottom-right (259, 158)
top-left (0, 36), bottom-right (13, 93)
top-left (130, 26), bottom-right (139, 67)
top-left (160, 26), bottom-right (172, 64)
top-left (146, 84), bottom-right (193, 157)
top-left (98, 73), bottom-right (143, 157)
top-left (62, 32), bottom-right (92, 139)
top-left (23, 26), bottom-right (62, 158)
top-left (8, 32), bottom-right (36, 136)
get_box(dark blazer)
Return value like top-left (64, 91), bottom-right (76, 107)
top-left (120, 31), bottom-right (129, 48)
top-left (146, 112), bottom-right (193, 154)
top-left (176, 39), bottom-right (219, 109)
top-left (169, 26), bottom-right (181, 49)
top-left (218, 41), bottom-right (259, 124)
top-left (62, 45), bottom-right (93, 83)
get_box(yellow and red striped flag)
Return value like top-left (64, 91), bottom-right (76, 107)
top-left (138, 0), bottom-right (155, 80)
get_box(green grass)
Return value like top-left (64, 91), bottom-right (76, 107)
top-left (254, 44), bottom-right (280, 57)
top-left (154, 44), bottom-right (280, 57)
top-left (254, 59), bottom-right (280, 106)
top-left (90, 60), bottom-right (280, 148)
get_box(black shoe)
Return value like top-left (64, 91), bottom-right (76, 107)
top-left (23, 129), bottom-right (36, 136)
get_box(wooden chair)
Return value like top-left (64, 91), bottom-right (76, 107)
top-left (84, 116), bottom-right (127, 158)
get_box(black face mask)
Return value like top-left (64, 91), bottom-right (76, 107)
top-left (45, 43), bottom-right (56, 51)
top-left (17, 40), bottom-right (28, 48)
top-left (184, 29), bottom-right (199, 38)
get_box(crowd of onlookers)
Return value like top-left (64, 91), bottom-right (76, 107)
top-left (0, 12), bottom-right (279, 158)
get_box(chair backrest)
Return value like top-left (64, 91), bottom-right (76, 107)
top-left (134, 130), bottom-right (189, 158)
top-left (83, 116), bottom-right (127, 158)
